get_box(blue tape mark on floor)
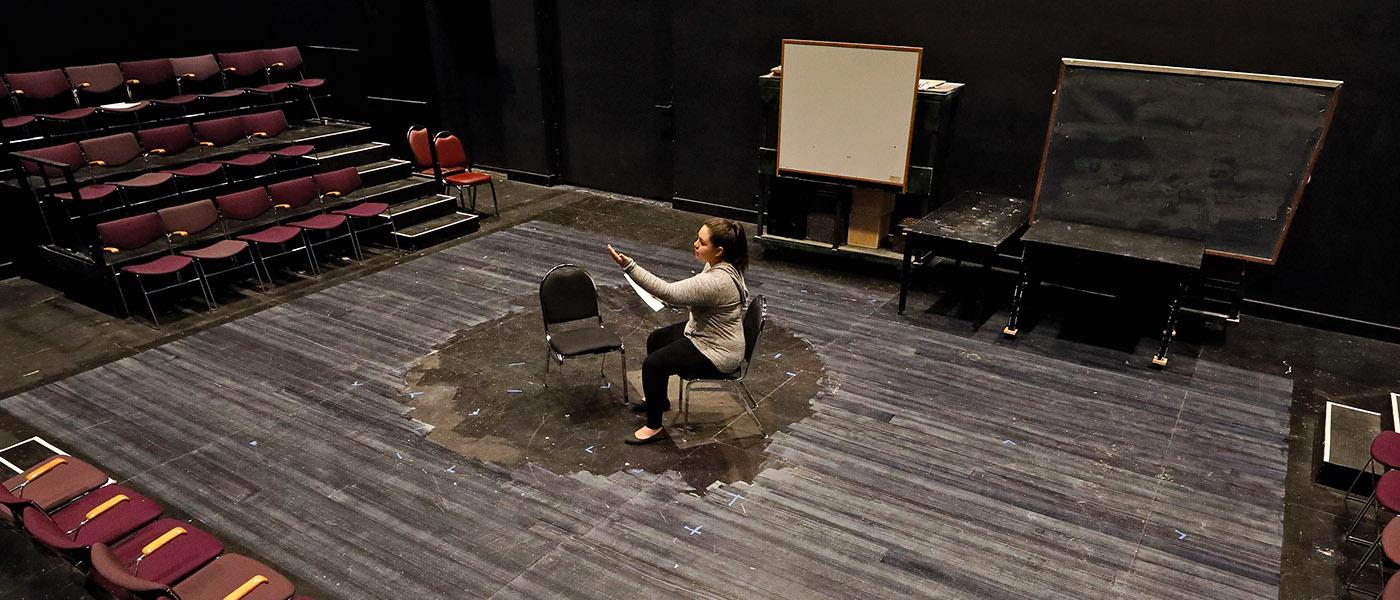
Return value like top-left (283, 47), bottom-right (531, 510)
top-left (684, 524), bottom-right (703, 536)
top-left (1002, 440), bottom-right (1018, 447)
top-left (585, 445), bottom-right (595, 454)
top-left (723, 491), bottom-right (746, 507)
top-left (1174, 528), bottom-right (1187, 540)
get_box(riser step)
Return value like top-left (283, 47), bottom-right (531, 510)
top-left (392, 212), bottom-right (479, 250)
top-left (387, 194), bottom-right (458, 228)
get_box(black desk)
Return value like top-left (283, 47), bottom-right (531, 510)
top-left (898, 192), bottom-right (1029, 325)
top-left (1003, 219), bottom-right (1206, 366)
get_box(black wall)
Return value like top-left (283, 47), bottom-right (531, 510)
top-left (460, 1), bottom-right (1400, 329)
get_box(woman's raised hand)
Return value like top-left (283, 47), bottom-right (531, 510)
top-left (607, 244), bottom-right (630, 268)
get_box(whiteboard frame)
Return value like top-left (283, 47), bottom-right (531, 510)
top-left (776, 40), bottom-right (923, 191)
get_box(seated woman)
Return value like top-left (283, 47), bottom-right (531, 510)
top-left (607, 218), bottom-right (749, 445)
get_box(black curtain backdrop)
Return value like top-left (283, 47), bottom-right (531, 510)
top-left (4, 1), bottom-right (1397, 328)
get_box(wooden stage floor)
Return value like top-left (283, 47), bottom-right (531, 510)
top-left (0, 214), bottom-right (1291, 598)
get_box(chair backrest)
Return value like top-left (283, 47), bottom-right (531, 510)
top-left (406, 125), bottom-right (432, 168)
top-left (169, 54), bottom-right (221, 83)
top-left (214, 187), bottom-right (272, 221)
top-left (741, 295), bottom-right (766, 366)
top-left (97, 213), bottom-right (166, 251)
top-left (539, 264), bottom-right (601, 327)
top-left (433, 133), bottom-right (468, 169)
top-left (80, 133), bottom-right (143, 168)
top-left (118, 58), bottom-right (176, 87)
top-left (260, 46), bottom-right (305, 72)
top-left (90, 542), bottom-right (170, 594)
top-left (215, 50), bottom-right (267, 77)
top-left (16, 142), bottom-right (84, 176)
top-left (158, 199), bottom-right (221, 236)
top-left (239, 110), bottom-right (289, 138)
top-left (192, 116), bottom-right (245, 147)
top-left (64, 63), bottom-right (126, 96)
top-left (312, 167), bottom-right (362, 197)
top-left (268, 177), bottom-right (319, 209)
top-left (137, 123), bottom-right (198, 155)
top-left (4, 69), bottom-right (72, 101)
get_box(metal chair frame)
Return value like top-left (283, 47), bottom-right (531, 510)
top-left (539, 264), bottom-right (627, 404)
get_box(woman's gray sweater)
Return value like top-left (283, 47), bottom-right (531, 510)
top-left (622, 259), bottom-right (749, 373)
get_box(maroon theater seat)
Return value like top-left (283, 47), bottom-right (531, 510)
top-left (138, 123), bottom-right (200, 156)
top-left (435, 132), bottom-right (497, 216)
top-left (0, 455), bottom-right (108, 525)
top-left (218, 187), bottom-right (319, 276)
top-left (64, 63), bottom-right (148, 112)
top-left (17, 142), bottom-right (86, 177)
top-left (275, 176), bottom-right (359, 260)
top-left (320, 167), bottom-right (397, 249)
top-left (98, 212), bottom-right (213, 323)
top-left (170, 54), bottom-right (246, 100)
top-left (217, 50), bottom-right (287, 94)
top-left (161, 554), bottom-right (295, 600)
top-left (1, 79), bottom-right (37, 131)
top-left (82, 133), bottom-right (176, 193)
top-left (119, 58), bottom-right (196, 106)
top-left (89, 520), bottom-right (223, 599)
top-left (259, 46), bottom-right (326, 122)
top-left (22, 484), bottom-right (162, 554)
top-left (160, 199), bottom-right (263, 292)
top-left (241, 110), bottom-right (315, 158)
top-left (268, 177), bottom-right (319, 211)
top-left (5, 69), bottom-right (96, 121)
top-left (193, 116), bottom-right (248, 148)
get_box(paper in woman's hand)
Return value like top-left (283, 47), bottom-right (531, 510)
top-left (624, 273), bottom-right (665, 312)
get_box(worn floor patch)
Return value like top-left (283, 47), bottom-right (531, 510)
top-left (401, 285), bottom-right (823, 491)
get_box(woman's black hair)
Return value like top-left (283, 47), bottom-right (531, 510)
top-left (704, 217), bottom-right (749, 272)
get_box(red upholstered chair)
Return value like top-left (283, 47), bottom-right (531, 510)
top-left (434, 132), bottom-right (497, 216)
top-left (0, 455), bottom-right (108, 525)
top-left (240, 110), bottom-right (315, 158)
top-left (217, 187), bottom-right (319, 277)
top-left (160, 199), bottom-right (264, 293)
top-left (97, 212), bottom-right (214, 324)
top-left (320, 167), bottom-right (398, 250)
top-left (159, 554), bottom-right (295, 600)
top-left (89, 520), bottom-right (224, 599)
top-left (260, 46), bottom-right (326, 123)
top-left (169, 54), bottom-right (247, 102)
top-left (406, 125), bottom-right (440, 177)
top-left (21, 484), bottom-right (162, 557)
top-left (64, 63), bottom-right (149, 116)
top-left (119, 58), bottom-right (196, 106)
top-left (4, 69), bottom-right (96, 124)
top-left (270, 177), bottom-right (359, 261)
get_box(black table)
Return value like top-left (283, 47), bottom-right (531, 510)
top-left (898, 192), bottom-right (1030, 325)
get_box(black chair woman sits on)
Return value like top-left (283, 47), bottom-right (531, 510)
top-left (539, 264), bottom-right (628, 403)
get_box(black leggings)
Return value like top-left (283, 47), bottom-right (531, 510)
top-left (642, 321), bottom-right (723, 429)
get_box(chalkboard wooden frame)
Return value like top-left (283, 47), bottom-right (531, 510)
top-left (1029, 58), bottom-right (1342, 264)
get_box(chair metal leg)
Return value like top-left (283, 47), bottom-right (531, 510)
top-left (738, 381), bottom-right (765, 436)
top-left (110, 267), bottom-right (131, 317)
top-left (300, 231), bottom-right (320, 275)
top-left (1347, 458), bottom-right (1380, 503)
top-left (542, 346), bottom-right (551, 385)
top-left (1344, 533), bottom-right (1384, 596)
top-left (136, 275), bottom-right (160, 327)
top-left (489, 179), bottom-right (498, 216)
top-left (619, 347), bottom-right (628, 404)
top-left (1346, 492), bottom-right (1379, 545)
top-left (193, 261), bottom-right (215, 310)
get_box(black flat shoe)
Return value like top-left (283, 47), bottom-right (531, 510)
top-left (625, 428), bottom-right (670, 445)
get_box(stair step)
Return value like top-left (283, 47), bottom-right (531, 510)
top-left (315, 142), bottom-right (393, 171)
top-left (355, 159), bottom-right (414, 186)
top-left (392, 212), bottom-right (480, 249)
top-left (387, 194), bottom-right (457, 227)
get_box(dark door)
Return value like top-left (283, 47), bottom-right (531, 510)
top-left (554, 1), bottom-right (674, 200)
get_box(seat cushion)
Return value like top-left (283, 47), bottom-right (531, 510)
top-left (418, 166), bottom-right (466, 177)
top-left (181, 240), bottom-right (248, 261)
top-left (548, 327), bottom-right (624, 357)
top-left (152, 94), bottom-right (198, 106)
top-left (104, 518), bottom-right (223, 588)
top-left (218, 153), bottom-right (272, 167)
top-left (114, 172), bottom-right (175, 188)
top-left (288, 213), bottom-right (346, 231)
top-left (122, 255), bottom-right (194, 276)
top-left (289, 78), bottom-right (326, 89)
top-left (332, 202), bottom-right (389, 218)
top-left (169, 554), bottom-right (295, 600)
top-left (99, 100), bottom-right (151, 113)
top-left (38, 107), bottom-right (97, 121)
top-left (56, 184), bottom-right (119, 201)
top-left (246, 83), bottom-right (289, 94)
top-left (0, 455), bottom-right (108, 524)
top-left (2, 115), bottom-right (35, 128)
top-left (238, 225), bottom-right (301, 245)
top-left (164, 163), bottom-right (224, 178)
top-left (445, 171), bottom-right (491, 186)
top-left (23, 484), bottom-right (162, 551)
top-left (269, 144), bottom-right (315, 157)
top-left (1373, 431), bottom-right (1400, 469)
top-left (201, 89), bottom-right (245, 99)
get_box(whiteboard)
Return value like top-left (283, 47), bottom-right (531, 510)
top-left (777, 40), bottom-right (922, 188)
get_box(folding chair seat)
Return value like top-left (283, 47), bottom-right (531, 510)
top-left (1, 79), bottom-right (37, 134)
top-left (319, 167), bottom-right (398, 250)
top-left (217, 187), bottom-right (319, 276)
top-left (241, 110), bottom-right (315, 158)
top-left (539, 264), bottom-right (628, 402)
top-left (4, 69), bottom-right (96, 122)
top-left (169, 55), bottom-right (247, 101)
top-left (22, 484), bottom-right (162, 556)
top-left (435, 132), bottom-right (498, 216)
top-left (119, 58), bottom-right (196, 106)
top-left (89, 520), bottom-right (223, 599)
top-left (64, 63), bottom-right (149, 114)
top-left (217, 50), bottom-right (289, 94)
top-left (271, 177), bottom-right (359, 261)
top-left (80, 133), bottom-right (177, 197)
top-left (160, 199), bottom-right (263, 293)
top-left (260, 46), bottom-right (326, 122)
top-left (0, 455), bottom-right (107, 525)
top-left (98, 212), bottom-right (213, 324)
top-left (159, 553), bottom-right (295, 600)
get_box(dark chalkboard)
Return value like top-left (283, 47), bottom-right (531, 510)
top-left (1032, 59), bottom-right (1340, 263)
